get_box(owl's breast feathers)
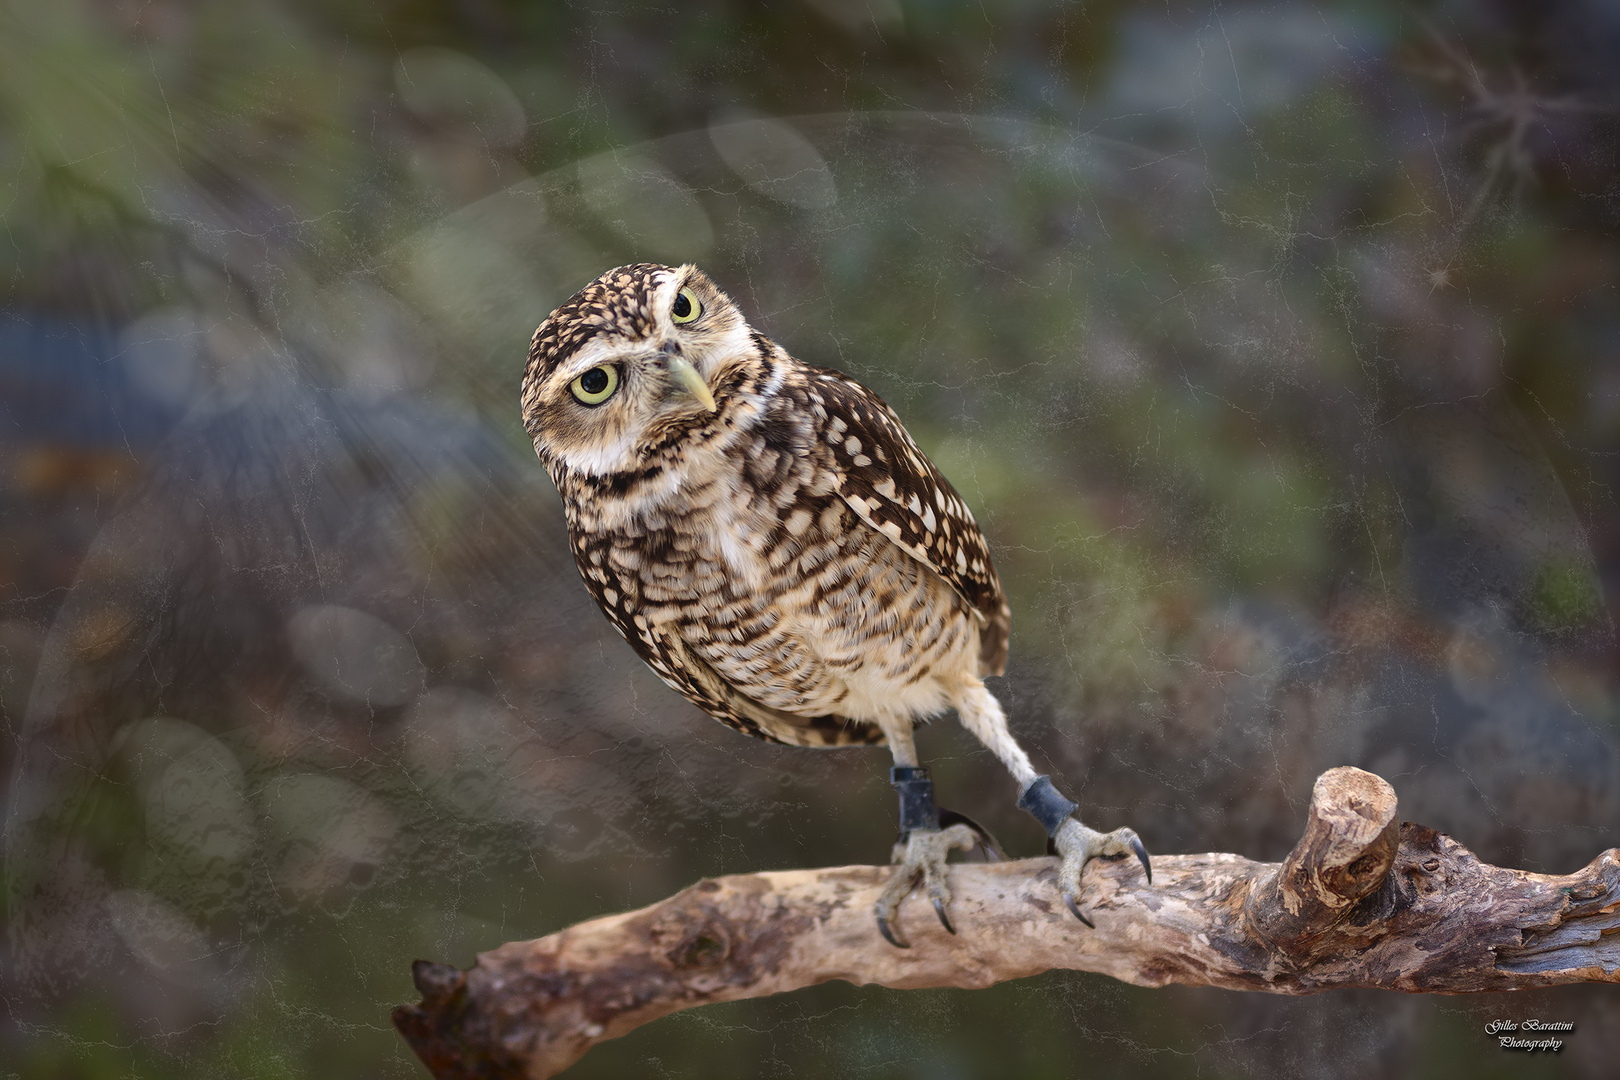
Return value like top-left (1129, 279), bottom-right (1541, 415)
top-left (557, 344), bottom-right (1010, 747)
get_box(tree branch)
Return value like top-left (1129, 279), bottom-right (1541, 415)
top-left (392, 767), bottom-right (1620, 1079)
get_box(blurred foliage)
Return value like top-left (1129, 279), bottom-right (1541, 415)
top-left (2, 0), bottom-right (1618, 1077)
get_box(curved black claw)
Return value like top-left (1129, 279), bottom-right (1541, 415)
top-left (1063, 893), bottom-right (1095, 928)
top-left (1131, 836), bottom-right (1152, 884)
top-left (932, 896), bottom-right (956, 935)
top-left (938, 808), bottom-right (1008, 862)
top-left (877, 823), bottom-right (976, 948)
top-left (876, 911), bottom-right (910, 949)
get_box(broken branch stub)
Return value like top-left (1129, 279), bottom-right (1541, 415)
top-left (394, 766), bottom-right (1620, 1079)
top-left (1245, 766), bottom-right (1401, 947)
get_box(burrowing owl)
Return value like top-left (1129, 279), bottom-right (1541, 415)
top-left (521, 263), bottom-right (1149, 945)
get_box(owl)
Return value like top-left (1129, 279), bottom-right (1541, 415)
top-left (521, 263), bottom-right (1149, 946)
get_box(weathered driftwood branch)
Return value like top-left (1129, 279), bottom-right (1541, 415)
top-left (393, 767), bottom-right (1620, 1079)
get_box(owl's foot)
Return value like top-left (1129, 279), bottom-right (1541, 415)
top-left (1019, 775), bottom-right (1150, 927)
top-left (1049, 818), bottom-right (1152, 927)
top-left (874, 823), bottom-right (980, 948)
top-left (938, 808), bottom-right (1008, 862)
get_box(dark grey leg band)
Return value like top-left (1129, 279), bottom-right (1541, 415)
top-left (1018, 775), bottom-right (1077, 837)
top-left (891, 766), bottom-right (940, 840)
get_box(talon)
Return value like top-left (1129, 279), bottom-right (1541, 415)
top-left (876, 910), bottom-right (909, 949)
top-left (876, 824), bottom-right (975, 947)
top-left (1130, 835), bottom-right (1152, 884)
top-left (1063, 892), bottom-right (1094, 928)
top-left (1047, 817), bottom-right (1150, 931)
top-left (938, 808), bottom-right (1008, 862)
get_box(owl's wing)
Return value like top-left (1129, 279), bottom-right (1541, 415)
top-left (805, 368), bottom-right (1012, 675)
top-left (565, 530), bottom-right (885, 749)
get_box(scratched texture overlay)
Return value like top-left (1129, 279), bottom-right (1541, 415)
top-left (2, 1), bottom-right (1618, 1077)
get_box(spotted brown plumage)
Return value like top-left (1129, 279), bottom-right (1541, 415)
top-left (522, 263), bottom-right (1149, 946)
top-left (803, 369), bottom-right (1011, 676)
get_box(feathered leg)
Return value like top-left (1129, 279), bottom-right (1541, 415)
top-left (955, 679), bottom-right (1151, 925)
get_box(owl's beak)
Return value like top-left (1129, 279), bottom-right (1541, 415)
top-left (664, 352), bottom-right (717, 413)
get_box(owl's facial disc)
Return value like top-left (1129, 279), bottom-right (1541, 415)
top-left (522, 263), bottom-right (752, 477)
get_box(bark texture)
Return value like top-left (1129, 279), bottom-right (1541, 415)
top-left (393, 767), bottom-right (1620, 1079)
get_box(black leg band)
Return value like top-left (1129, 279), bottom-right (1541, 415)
top-left (1018, 775), bottom-right (1078, 837)
top-left (891, 766), bottom-right (940, 840)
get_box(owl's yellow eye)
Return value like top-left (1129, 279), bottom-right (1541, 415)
top-left (570, 364), bottom-right (619, 405)
top-left (670, 287), bottom-right (702, 324)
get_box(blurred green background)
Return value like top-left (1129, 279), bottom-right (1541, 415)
top-left (2, 0), bottom-right (1618, 1077)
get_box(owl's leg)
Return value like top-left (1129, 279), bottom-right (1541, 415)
top-left (955, 680), bottom-right (1151, 927)
top-left (871, 721), bottom-right (978, 949)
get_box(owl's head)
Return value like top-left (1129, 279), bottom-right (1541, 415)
top-left (521, 263), bottom-right (753, 477)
